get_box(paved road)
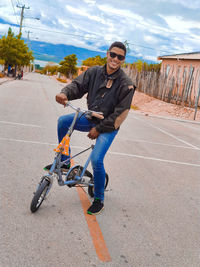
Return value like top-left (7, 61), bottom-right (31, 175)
top-left (0, 73), bottom-right (200, 267)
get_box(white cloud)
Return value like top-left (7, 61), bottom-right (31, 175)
top-left (144, 35), bottom-right (158, 44)
top-left (170, 0), bottom-right (200, 9)
top-left (0, 0), bottom-right (200, 62)
top-left (83, 0), bottom-right (96, 5)
top-left (143, 55), bottom-right (158, 61)
top-left (58, 19), bottom-right (70, 29)
top-left (97, 4), bottom-right (143, 21)
top-left (65, 5), bottom-right (106, 24)
top-left (160, 15), bottom-right (200, 34)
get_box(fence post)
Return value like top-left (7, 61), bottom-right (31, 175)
top-left (181, 70), bottom-right (188, 106)
top-left (161, 75), bottom-right (168, 101)
top-left (183, 66), bottom-right (194, 106)
top-left (188, 77), bottom-right (194, 107)
top-left (167, 76), bottom-right (175, 103)
top-left (159, 73), bottom-right (164, 99)
top-left (194, 78), bottom-right (200, 120)
top-left (176, 76), bottom-right (181, 104)
top-left (153, 72), bottom-right (158, 98)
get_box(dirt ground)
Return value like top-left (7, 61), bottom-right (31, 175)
top-left (132, 90), bottom-right (200, 122)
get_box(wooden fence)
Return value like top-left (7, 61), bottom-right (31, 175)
top-left (123, 66), bottom-right (200, 120)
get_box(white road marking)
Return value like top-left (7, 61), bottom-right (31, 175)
top-left (0, 120), bottom-right (42, 128)
top-left (0, 137), bottom-right (55, 146)
top-left (109, 151), bottom-right (200, 168)
top-left (132, 112), bottom-right (200, 126)
top-left (0, 137), bottom-right (199, 168)
top-left (116, 137), bottom-right (200, 150)
top-left (132, 116), bottom-right (200, 150)
top-left (173, 120), bottom-right (200, 132)
top-left (0, 137), bottom-right (88, 150)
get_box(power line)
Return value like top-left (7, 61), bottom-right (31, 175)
top-left (127, 42), bottom-right (171, 54)
top-left (4, 2), bottom-right (181, 56)
top-left (10, 0), bottom-right (19, 25)
top-left (15, 0), bottom-right (21, 5)
top-left (1, 17), bottom-right (174, 55)
top-left (23, 25), bottom-right (101, 40)
top-left (24, 25), bottom-right (172, 54)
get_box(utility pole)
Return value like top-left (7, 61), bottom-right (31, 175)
top-left (25, 30), bottom-right (32, 50)
top-left (26, 30), bottom-right (32, 41)
top-left (17, 4), bottom-right (30, 37)
top-left (124, 40), bottom-right (130, 53)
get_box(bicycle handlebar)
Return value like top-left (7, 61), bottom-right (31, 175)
top-left (65, 101), bottom-right (104, 120)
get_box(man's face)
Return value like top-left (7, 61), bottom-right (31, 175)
top-left (106, 47), bottom-right (125, 72)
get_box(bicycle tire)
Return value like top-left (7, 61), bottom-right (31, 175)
top-left (30, 179), bottom-right (50, 213)
top-left (88, 173), bottom-right (109, 198)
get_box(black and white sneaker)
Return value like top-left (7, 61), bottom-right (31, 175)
top-left (87, 198), bottom-right (104, 215)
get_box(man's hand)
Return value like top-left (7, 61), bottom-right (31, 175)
top-left (55, 93), bottom-right (68, 106)
top-left (87, 127), bottom-right (100, 140)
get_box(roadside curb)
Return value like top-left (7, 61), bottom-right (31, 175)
top-left (0, 78), bottom-right (15, 85)
top-left (131, 110), bottom-right (200, 125)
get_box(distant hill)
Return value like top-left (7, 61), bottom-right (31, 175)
top-left (29, 40), bottom-right (143, 66)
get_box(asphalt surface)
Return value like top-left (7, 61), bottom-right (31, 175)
top-left (0, 73), bottom-right (200, 267)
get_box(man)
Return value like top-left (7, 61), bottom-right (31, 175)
top-left (46, 41), bottom-right (136, 215)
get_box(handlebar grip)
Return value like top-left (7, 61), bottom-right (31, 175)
top-left (91, 112), bottom-right (104, 120)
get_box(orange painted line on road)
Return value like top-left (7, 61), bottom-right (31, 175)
top-left (76, 186), bottom-right (111, 262)
top-left (71, 159), bottom-right (111, 262)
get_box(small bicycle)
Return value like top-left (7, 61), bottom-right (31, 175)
top-left (30, 102), bottom-right (109, 213)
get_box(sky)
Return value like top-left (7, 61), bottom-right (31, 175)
top-left (0, 0), bottom-right (200, 62)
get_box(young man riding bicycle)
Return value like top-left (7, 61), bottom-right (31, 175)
top-left (46, 41), bottom-right (136, 215)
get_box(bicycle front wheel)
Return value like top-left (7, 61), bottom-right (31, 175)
top-left (30, 179), bottom-right (50, 213)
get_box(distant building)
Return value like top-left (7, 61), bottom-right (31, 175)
top-left (158, 52), bottom-right (200, 105)
top-left (34, 64), bottom-right (42, 70)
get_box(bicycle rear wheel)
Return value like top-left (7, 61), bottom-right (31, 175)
top-left (30, 179), bottom-right (50, 213)
top-left (88, 173), bottom-right (109, 198)
top-left (65, 165), bottom-right (93, 187)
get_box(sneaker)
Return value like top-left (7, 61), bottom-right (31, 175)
top-left (43, 163), bottom-right (70, 172)
top-left (87, 198), bottom-right (104, 215)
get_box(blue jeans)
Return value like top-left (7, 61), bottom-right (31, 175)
top-left (57, 113), bottom-right (118, 201)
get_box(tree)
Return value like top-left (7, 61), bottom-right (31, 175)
top-left (0, 27), bottom-right (34, 74)
top-left (135, 59), bottom-right (143, 72)
top-left (0, 59), bottom-right (4, 65)
top-left (131, 60), bottom-right (161, 73)
top-left (82, 55), bottom-right (107, 67)
top-left (41, 64), bottom-right (59, 75)
top-left (59, 54), bottom-right (78, 79)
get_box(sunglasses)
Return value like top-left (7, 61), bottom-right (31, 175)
top-left (108, 51), bottom-right (125, 61)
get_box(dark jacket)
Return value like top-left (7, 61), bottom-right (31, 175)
top-left (61, 65), bottom-right (136, 133)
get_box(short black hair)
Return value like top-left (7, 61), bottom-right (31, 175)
top-left (108, 41), bottom-right (126, 56)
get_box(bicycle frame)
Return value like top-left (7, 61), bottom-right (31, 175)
top-left (63, 145), bottom-right (94, 187)
top-left (44, 102), bottom-right (103, 188)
